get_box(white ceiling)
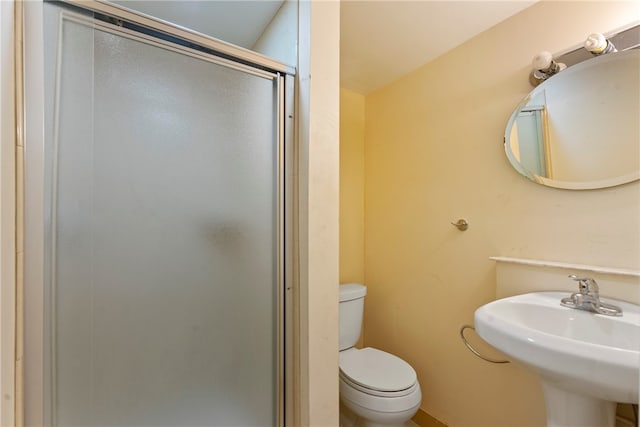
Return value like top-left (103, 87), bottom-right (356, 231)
top-left (111, 1), bottom-right (535, 94)
top-left (341, 1), bottom-right (536, 94)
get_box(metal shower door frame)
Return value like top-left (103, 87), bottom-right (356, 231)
top-left (21, 1), bottom-right (295, 425)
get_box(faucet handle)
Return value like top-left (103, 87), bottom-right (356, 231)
top-left (568, 275), bottom-right (599, 296)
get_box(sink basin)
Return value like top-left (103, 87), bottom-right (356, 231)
top-left (475, 292), bottom-right (640, 427)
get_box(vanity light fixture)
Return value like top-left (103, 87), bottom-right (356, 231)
top-left (529, 50), bottom-right (566, 87)
top-left (584, 32), bottom-right (617, 55)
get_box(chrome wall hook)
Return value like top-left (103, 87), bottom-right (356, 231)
top-left (451, 219), bottom-right (469, 231)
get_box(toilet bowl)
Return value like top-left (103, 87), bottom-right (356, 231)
top-left (339, 284), bottom-right (422, 427)
top-left (340, 347), bottom-right (421, 427)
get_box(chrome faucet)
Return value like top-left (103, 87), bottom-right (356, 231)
top-left (560, 275), bottom-right (622, 316)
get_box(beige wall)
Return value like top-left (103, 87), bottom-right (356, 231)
top-left (298, 0), bottom-right (341, 425)
top-left (341, 1), bottom-right (640, 426)
top-left (252, 0), bottom-right (298, 67)
top-left (339, 88), bottom-right (365, 284)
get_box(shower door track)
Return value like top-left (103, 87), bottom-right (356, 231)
top-left (20, 2), bottom-right (296, 426)
top-left (61, 0), bottom-right (296, 76)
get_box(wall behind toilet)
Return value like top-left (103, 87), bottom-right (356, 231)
top-left (340, 88), bottom-right (366, 286)
top-left (340, 1), bottom-right (640, 426)
top-left (340, 88), bottom-right (366, 348)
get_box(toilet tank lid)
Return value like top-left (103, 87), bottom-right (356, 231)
top-left (339, 283), bottom-right (367, 302)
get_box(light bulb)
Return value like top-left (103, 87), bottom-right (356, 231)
top-left (584, 33), bottom-right (608, 54)
top-left (532, 51), bottom-right (553, 70)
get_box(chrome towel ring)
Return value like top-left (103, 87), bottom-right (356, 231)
top-left (460, 325), bottom-right (510, 364)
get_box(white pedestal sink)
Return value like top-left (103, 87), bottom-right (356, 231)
top-left (474, 292), bottom-right (640, 427)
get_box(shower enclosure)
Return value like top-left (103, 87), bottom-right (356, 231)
top-left (22, 1), bottom-right (294, 425)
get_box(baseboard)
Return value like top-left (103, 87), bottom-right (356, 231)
top-left (412, 408), bottom-right (447, 427)
top-left (411, 407), bottom-right (636, 427)
top-left (615, 415), bottom-right (636, 427)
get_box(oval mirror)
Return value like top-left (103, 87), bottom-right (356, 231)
top-left (504, 49), bottom-right (639, 190)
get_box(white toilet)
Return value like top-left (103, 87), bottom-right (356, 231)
top-left (339, 284), bottom-right (422, 427)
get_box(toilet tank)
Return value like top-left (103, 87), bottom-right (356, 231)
top-left (339, 284), bottom-right (367, 351)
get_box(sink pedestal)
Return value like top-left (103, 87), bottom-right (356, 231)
top-left (542, 380), bottom-right (617, 427)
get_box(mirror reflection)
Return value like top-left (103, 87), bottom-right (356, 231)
top-left (505, 49), bottom-right (639, 190)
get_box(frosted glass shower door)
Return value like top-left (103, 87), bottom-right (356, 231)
top-left (42, 5), bottom-right (282, 426)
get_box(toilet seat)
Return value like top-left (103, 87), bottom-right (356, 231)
top-left (340, 371), bottom-right (419, 398)
top-left (339, 348), bottom-right (417, 397)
